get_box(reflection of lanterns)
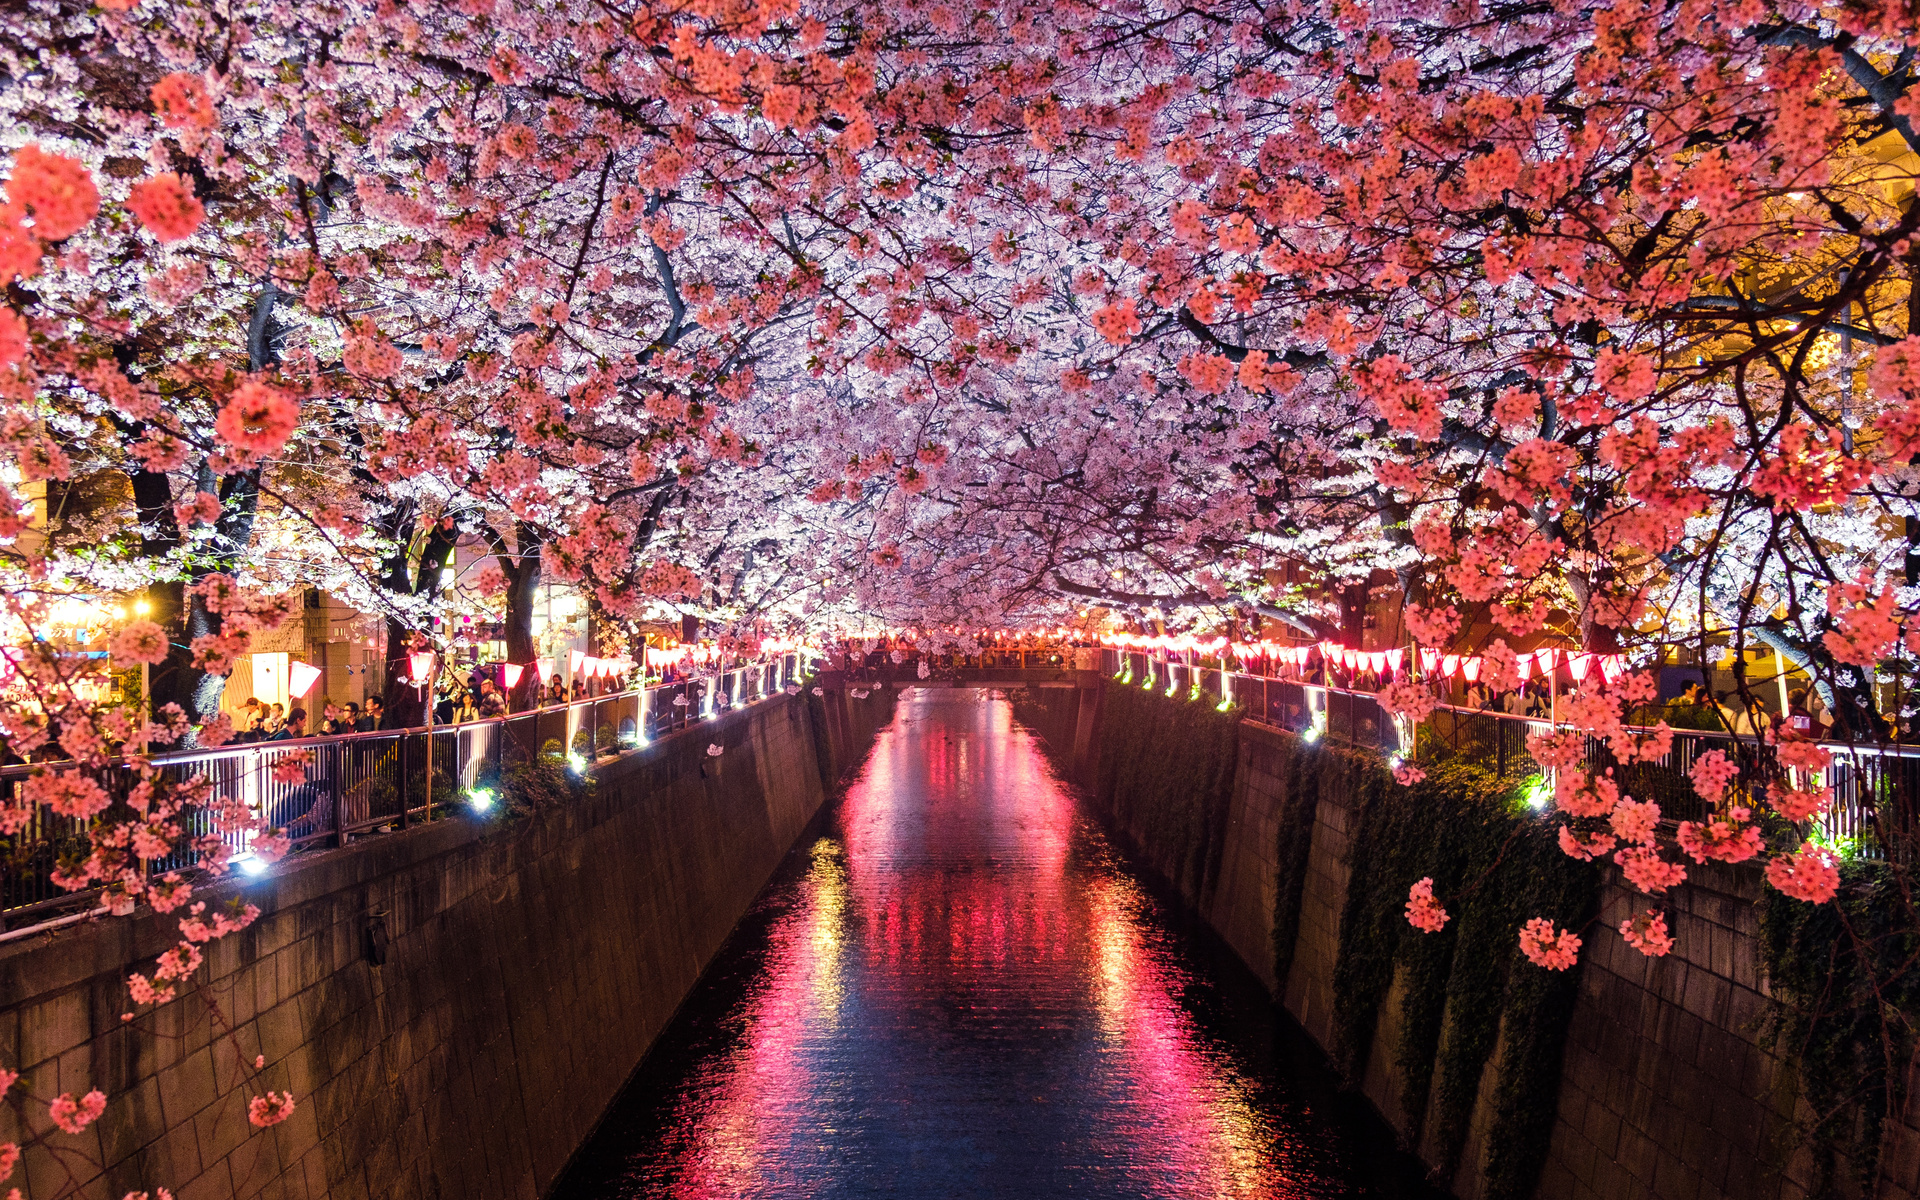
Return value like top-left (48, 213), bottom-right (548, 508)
top-left (503, 663), bottom-right (524, 689)
top-left (408, 650), bottom-right (436, 685)
top-left (289, 660), bottom-right (323, 698)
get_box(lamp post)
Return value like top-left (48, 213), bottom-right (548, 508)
top-left (409, 649), bottom-right (437, 821)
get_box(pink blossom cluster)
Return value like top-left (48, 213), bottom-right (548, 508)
top-left (1765, 843), bottom-right (1842, 905)
top-left (1619, 910), bottom-right (1674, 957)
top-left (1518, 919), bottom-right (1582, 971)
top-left (1405, 877), bottom-right (1450, 933)
top-left (48, 1089), bottom-right (106, 1134)
top-left (248, 1091), bottom-right (297, 1128)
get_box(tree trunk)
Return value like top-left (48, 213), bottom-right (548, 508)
top-left (380, 519), bottom-right (459, 727)
top-left (498, 521), bottom-right (544, 711)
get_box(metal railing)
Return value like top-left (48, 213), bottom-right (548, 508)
top-left (1098, 646), bottom-right (1920, 857)
top-left (0, 653), bottom-right (805, 932)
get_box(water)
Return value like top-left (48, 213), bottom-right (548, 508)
top-left (555, 690), bottom-right (1443, 1200)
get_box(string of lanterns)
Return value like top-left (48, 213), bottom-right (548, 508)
top-left (1097, 632), bottom-right (1631, 685)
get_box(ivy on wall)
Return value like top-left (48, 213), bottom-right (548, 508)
top-left (1089, 681), bottom-right (1243, 901)
top-left (1269, 739), bottom-right (1328, 988)
top-left (1331, 760), bottom-right (1598, 1200)
top-left (1760, 858), bottom-right (1920, 1197)
top-left (1013, 683), bottom-right (1598, 1200)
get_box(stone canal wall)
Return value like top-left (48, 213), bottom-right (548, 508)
top-left (0, 685), bottom-right (896, 1200)
top-left (1014, 679), bottom-right (1920, 1200)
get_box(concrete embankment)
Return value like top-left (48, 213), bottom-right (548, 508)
top-left (1014, 680), bottom-right (1916, 1200)
top-left (0, 682), bottom-right (894, 1200)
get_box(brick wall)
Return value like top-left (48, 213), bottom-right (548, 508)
top-left (0, 688), bottom-right (894, 1200)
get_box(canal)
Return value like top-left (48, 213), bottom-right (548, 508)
top-left (554, 688), bottom-right (1442, 1199)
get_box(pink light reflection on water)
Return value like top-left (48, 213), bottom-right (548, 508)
top-left (635, 690), bottom-right (1333, 1199)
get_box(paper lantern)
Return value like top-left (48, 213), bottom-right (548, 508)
top-left (1514, 655), bottom-right (1534, 681)
top-left (536, 657), bottom-right (553, 684)
top-left (1386, 647), bottom-right (1405, 674)
top-left (1600, 654), bottom-right (1626, 682)
top-left (1461, 656), bottom-right (1482, 683)
top-left (1441, 653), bottom-right (1460, 678)
top-left (1419, 648), bottom-right (1439, 673)
top-left (569, 649), bottom-right (586, 678)
top-left (503, 663), bottom-right (525, 689)
top-left (408, 650), bottom-right (436, 686)
top-left (1567, 652), bottom-right (1594, 681)
top-left (289, 660), bottom-right (323, 699)
top-left (1368, 651), bottom-right (1387, 673)
top-left (1534, 648), bottom-right (1561, 673)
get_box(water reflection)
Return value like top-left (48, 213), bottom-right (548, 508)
top-left (558, 690), bottom-right (1436, 1199)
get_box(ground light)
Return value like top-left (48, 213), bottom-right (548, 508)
top-left (467, 787), bottom-right (496, 812)
top-left (1301, 726), bottom-right (1321, 743)
top-left (230, 852), bottom-right (270, 877)
top-left (1519, 772), bottom-right (1552, 811)
top-left (568, 753), bottom-right (586, 775)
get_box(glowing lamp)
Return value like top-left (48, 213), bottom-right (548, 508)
top-left (1567, 652), bottom-right (1594, 682)
top-left (1462, 656), bottom-right (1483, 683)
top-left (408, 650), bottom-right (436, 685)
top-left (288, 660), bottom-right (323, 699)
top-left (503, 663), bottom-right (525, 689)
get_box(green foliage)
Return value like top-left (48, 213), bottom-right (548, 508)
top-left (1759, 859), bottom-right (1920, 1198)
top-left (1269, 741), bottom-right (1326, 987)
top-left (1331, 759), bottom-right (1598, 1199)
top-left (1010, 685), bottom-right (1079, 750)
top-left (1019, 682), bottom-right (1598, 1200)
top-left (1091, 682), bottom-right (1242, 899)
top-left (499, 742), bottom-right (589, 815)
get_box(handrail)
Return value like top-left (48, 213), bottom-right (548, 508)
top-left (0, 652), bottom-right (811, 934)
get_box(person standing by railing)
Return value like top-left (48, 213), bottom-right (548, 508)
top-left (268, 708), bottom-right (306, 740)
top-left (448, 689), bottom-right (479, 724)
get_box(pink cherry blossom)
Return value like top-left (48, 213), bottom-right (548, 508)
top-left (1518, 919), bottom-right (1581, 971)
top-left (1619, 909), bottom-right (1674, 957)
top-left (1765, 843), bottom-right (1842, 905)
top-left (247, 1091), bottom-right (296, 1127)
top-left (1615, 845), bottom-right (1687, 894)
top-left (48, 1090), bottom-right (106, 1134)
top-left (1405, 877), bottom-right (1450, 933)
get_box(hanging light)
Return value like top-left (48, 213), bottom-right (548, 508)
top-left (408, 650), bottom-right (436, 685)
top-left (503, 663), bottom-right (525, 689)
top-left (289, 660), bottom-right (323, 698)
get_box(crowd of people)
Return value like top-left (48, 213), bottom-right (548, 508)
top-left (224, 664), bottom-right (625, 742)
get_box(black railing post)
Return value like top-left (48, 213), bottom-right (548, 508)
top-left (397, 735), bottom-right (410, 830)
